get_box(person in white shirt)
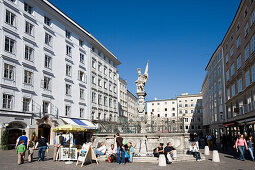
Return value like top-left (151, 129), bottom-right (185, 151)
top-left (94, 142), bottom-right (107, 156)
top-left (107, 144), bottom-right (117, 156)
top-left (190, 143), bottom-right (201, 161)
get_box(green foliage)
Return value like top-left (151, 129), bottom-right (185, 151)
top-left (1, 130), bottom-right (9, 150)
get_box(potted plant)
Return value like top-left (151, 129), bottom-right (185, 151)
top-left (1, 130), bottom-right (9, 150)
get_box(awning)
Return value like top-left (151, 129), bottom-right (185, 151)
top-left (61, 118), bottom-right (97, 130)
top-left (237, 117), bottom-right (255, 124)
top-left (223, 122), bottom-right (235, 127)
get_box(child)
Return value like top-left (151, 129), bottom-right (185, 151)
top-left (128, 142), bottom-right (134, 163)
top-left (28, 141), bottom-right (34, 162)
top-left (16, 140), bottom-right (26, 165)
top-left (190, 143), bottom-right (201, 161)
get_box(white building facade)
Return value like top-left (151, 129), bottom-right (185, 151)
top-left (0, 0), bottom-right (120, 145)
top-left (118, 77), bottom-right (128, 123)
top-left (127, 90), bottom-right (138, 122)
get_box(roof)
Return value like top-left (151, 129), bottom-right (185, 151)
top-left (127, 90), bottom-right (137, 99)
top-left (147, 98), bottom-right (176, 102)
top-left (42, 0), bottom-right (121, 65)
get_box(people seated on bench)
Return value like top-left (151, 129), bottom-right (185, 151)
top-left (153, 143), bottom-right (164, 157)
top-left (107, 144), bottom-right (117, 163)
top-left (164, 142), bottom-right (176, 164)
top-left (190, 143), bottom-right (201, 161)
top-left (124, 144), bottom-right (130, 163)
top-left (94, 142), bottom-right (106, 156)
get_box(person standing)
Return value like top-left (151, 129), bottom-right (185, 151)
top-left (128, 142), bottom-right (134, 163)
top-left (16, 132), bottom-right (29, 149)
top-left (35, 136), bottom-right (49, 161)
top-left (116, 133), bottom-right (125, 164)
top-left (27, 141), bottom-right (35, 162)
top-left (247, 136), bottom-right (254, 161)
top-left (235, 134), bottom-right (248, 161)
top-left (16, 140), bottom-right (26, 165)
top-left (53, 133), bottom-right (64, 161)
top-left (206, 134), bottom-right (212, 150)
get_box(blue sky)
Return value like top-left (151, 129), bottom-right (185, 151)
top-left (49, 0), bottom-right (241, 101)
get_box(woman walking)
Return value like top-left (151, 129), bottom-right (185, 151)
top-left (247, 136), bottom-right (254, 161)
top-left (235, 134), bottom-right (248, 161)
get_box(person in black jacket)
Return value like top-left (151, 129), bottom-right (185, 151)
top-left (35, 136), bottom-right (48, 161)
top-left (116, 133), bottom-right (125, 164)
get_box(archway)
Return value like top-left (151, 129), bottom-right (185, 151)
top-left (38, 124), bottom-right (51, 143)
top-left (6, 121), bottom-right (27, 148)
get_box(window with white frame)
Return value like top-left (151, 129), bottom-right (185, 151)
top-left (237, 55), bottom-right (241, 69)
top-left (109, 70), bottom-right (112, 78)
top-left (252, 65), bottom-right (255, 82)
top-left (44, 55), bottom-right (52, 69)
top-left (66, 64), bottom-right (72, 77)
top-left (109, 98), bottom-right (112, 108)
top-left (237, 36), bottom-right (240, 48)
top-left (42, 101), bottom-right (49, 113)
top-left (246, 71), bottom-right (250, 87)
top-left (98, 63), bottom-right (102, 72)
top-left (43, 76), bottom-right (51, 90)
top-left (24, 3), bottom-right (33, 15)
top-left (109, 83), bottom-right (112, 91)
top-left (245, 23), bottom-right (249, 36)
top-left (104, 82), bottom-right (107, 89)
top-left (231, 64), bottom-right (235, 76)
top-left (5, 10), bottom-right (15, 26)
top-left (2, 94), bottom-right (13, 109)
top-left (251, 34), bottom-right (255, 53)
top-left (114, 100), bottom-right (117, 108)
top-left (24, 70), bottom-right (32, 84)
top-left (113, 86), bottom-right (116, 93)
top-left (65, 30), bottom-right (71, 39)
top-left (25, 21), bottom-right (34, 36)
top-left (104, 96), bottom-right (107, 106)
top-left (250, 10), bottom-right (255, 26)
top-left (92, 76), bottom-right (96, 84)
top-left (65, 105), bottom-right (71, 116)
top-left (80, 53), bottom-right (84, 64)
top-left (65, 84), bottom-right (71, 96)
top-left (98, 94), bottom-right (102, 105)
top-left (5, 36), bottom-right (15, 54)
top-left (44, 16), bottom-right (51, 26)
top-left (231, 84), bottom-right (235, 97)
top-left (98, 78), bottom-right (102, 87)
top-left (66, 45), bottom-right (72, 56)
top-left (92, 60), bottom-right (96, 69)
top-left (226, 70), bottom-right (230, 81)
top-left (92, 92), bottom-right (96, 103)
top-left (113, 73), bottom-right (116, 81)
top-left (230, 46), bottom-right (234, 56)
top-left (24, 45), bottom-right (33, 61)
top-left (23, 97), bottom-right (31, 112)
top-left (4, 63), bottom-right (14, 80)
top-left (238, 78), bottom-right (242, 93)
top-left (80, 88), bottom-right (84, 99)
top-left (104, 67), bottom-right (107, 75)
top-left (45, 33), bottom-right (52, 46)
top-left (8, 0), bottom-right (16, 3)
top-left (184, 118), bottom-right (188, 122)
top-left (79, 71), bottom-right (85, 82)
top-left (79, 40), bottom-right (83, 47)
top-left (80, 108), bottom-right (84, 118)
top-left (245, 44), bottom-right (250, 60)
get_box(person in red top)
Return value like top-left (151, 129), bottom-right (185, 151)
top-left (235, 134), bottom-right (248, 161)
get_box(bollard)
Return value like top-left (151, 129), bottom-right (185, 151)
top-left (204, 146), bottom-right (210, 155)
top-left (212, 150), bottom-right (220, 162)
top-left (158, 154), bottom-right (166, 166)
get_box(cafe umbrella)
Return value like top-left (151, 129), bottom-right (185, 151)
top-left (53, 124), bottom-right (86, 164)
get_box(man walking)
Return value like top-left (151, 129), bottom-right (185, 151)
top-left (35, 135), bottom-right (48, 161)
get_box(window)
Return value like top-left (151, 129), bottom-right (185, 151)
top-left (218, 66), bottom-right (221, 75)
top-left (92, 60), bottom-right (96, 69)
top-left (237, 36), bottom-right (240, 48)
top-left (66, 45), bottom-right (72, 56)
top-left (245, 44), bottom-right (250, 60)
top-left (44, 16), bottom-right (51, 26)
top-left (65, 84), bottom-right (71, 95)
top-left (66, 30), bottom-right (71, 39)
top-left (98, 78), bottom-right (102, 87)
top-left (251, 35), bottom-right (255, 53)
top-left (185, 110), bottom-right (188, 113)
top-left (79, 71), bottom-right (85, 82)
top-left (109, 70), bottom-right (112, 78)
top-left (3, 94), bottom-right (13, 109)
top-left (5, 37), bottom-right (15, 54)
top-left (231, 84), bottom-right (235, 97)
top-left (251, 10), bottom-right (255, 26)
top-left (109, 83), bottom-right (112, 91)
top-left (80, 108), bottom-right (84, 118)
top-left (92, 92), bottom-right (96, 103)
top-left (24, 3), bottom-right (33, 15)
top-left (66, 64), bottom-right (72, 77)
top-left (23, 98), bottom-right (30, 112)
top-left (246, 71), bottom-right (250, 87)
top-left (109, 98), bottom-right (112, 108)
top-left (231, 64), bottom-right (235, 76)
top-left (225, 54), bottom-right (229, 63)
top-left (92, 76), bottom-right (96, 84)
top-left (80, 53), bottom-right (85, 64)
top-left (98, 94), bottom-right (102, 105)
top-left (104, 67), bottom-right (107, 75)
top-left (43, 101), bottom-right (49, 113)
top-left (165, 108), bottom-right (167, 111)
top-left (65, 105), bottom-right (71, 116)
top-left (79, 40), bottom-right (83, 47)
top-left (237, 55), bottom-right (241, 69)
top-left (152, 109), bottom-right (154, 112)
top-left (43, 76), bottom-right (51, 90)
top-left (179, 104), bottom-right (182, 107)
top-left (25, 21), bottom-right (34, 36)
top-left (245, 23), bottom-right (249, 36)
top-left (113, 86), bottom-right (116, 93)
top-left (24, 70), bottom-right (32, 84)
top-left (104, 82), bottom-right (107, 89)
top-left (24, 45), bottom-right (34, 61)
top-left (98, 63), bottom-right (102, 72)
top-left (227, 88), bottom-right (230, 100)
top-left (44, 55), bottom-right (52, 69)
top-left (165, 114), bottom-right (167, 117)
top-left (104, 96), bottom-right (107, 106)
top-left (172, 113), bottom-right (175, 116)
top-left (179, 110), bottom-right (182, 114)
top-left (191, 110), bottom-right (194, 113)
top-left (252, 65), bottom-right (255, 82)
top-left (4, 63), bottom-right (14, 80)
top-left (226, 70), bottom-right (230, 81)
top-left (238, 79), bottom-right (242, 93)
top-left (45, 33), bottom-right (52, 46)
top-left (80, 88), bottom-right (84, 99)
top-left (5, 10), bottom-right (15, 26)
top-left (230, 46), bottom-right (234, 56)
top-left (184, 118), bottom-right (188, 122)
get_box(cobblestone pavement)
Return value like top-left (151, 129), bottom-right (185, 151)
top-left (0, 148), bottom-right (254, 170)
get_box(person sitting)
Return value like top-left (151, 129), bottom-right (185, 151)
top-left (190, 143), bottom-right (201, 161)
top-left (124, 144), bottom-right (130, 163)
top-left (164, 142), bottom-right (176, 164)
top-left (107, 144), bottom-right (117, 163)
top-left (128, 142), bottom-right (134, 163)
top-left (94, 142), bottom-right (106, 156)
top-left (153, 143), bottom-right (164, 157)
